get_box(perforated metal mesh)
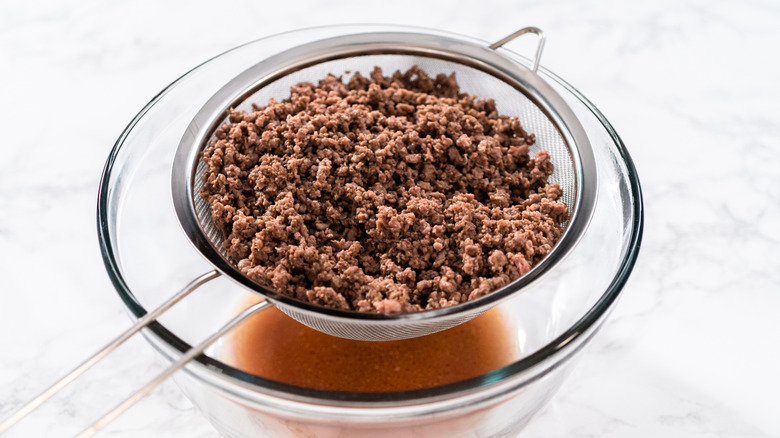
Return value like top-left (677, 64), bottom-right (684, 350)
top-left (191, 54), bottom-right (579, 341)
top-left (278, 306), bottom-right (486, 341)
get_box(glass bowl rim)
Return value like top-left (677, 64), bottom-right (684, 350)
top-left (96, 24), bottom-right (644, 405)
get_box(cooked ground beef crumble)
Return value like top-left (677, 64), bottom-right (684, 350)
top-left (200, 66), bottom-right (567, 314)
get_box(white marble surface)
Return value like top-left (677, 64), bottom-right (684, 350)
top-left (1, 0), bottom-right (779, 436)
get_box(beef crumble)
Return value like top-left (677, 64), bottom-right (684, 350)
top-left (200, 66), bottom-right (567, 314)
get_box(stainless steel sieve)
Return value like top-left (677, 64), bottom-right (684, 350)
top-left (0, 26), bottom-right (597, 437)
top-left (172, 27), bottom-right (597, 342)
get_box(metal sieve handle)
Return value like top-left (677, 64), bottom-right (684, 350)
top-left (76, 300), bottom-right (273, 438)
top-left (0, 270), bottom-right (220, 435)
top-left (489, 27), bottom-right (546, 72)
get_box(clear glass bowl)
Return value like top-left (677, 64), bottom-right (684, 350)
top-left (98, 25), bottom-right (643, 438)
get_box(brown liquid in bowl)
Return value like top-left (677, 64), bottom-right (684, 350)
top-left (230, 304), bottom-right (517, 392)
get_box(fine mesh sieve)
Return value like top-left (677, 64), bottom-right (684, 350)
top-left (171, 28), bottom-right (598, 342)
top-left (0, 27), bottom-right (598, 437)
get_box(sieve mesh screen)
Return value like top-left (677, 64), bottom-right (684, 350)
top-left (181, 48), bottom-right (591, 341)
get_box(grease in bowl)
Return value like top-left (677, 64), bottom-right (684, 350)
top-left (229, 303), bottom-right (519, 392)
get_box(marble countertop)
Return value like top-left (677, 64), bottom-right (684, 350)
top-left (1, 0), bottom-right (778, 436)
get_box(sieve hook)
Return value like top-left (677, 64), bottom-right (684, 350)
top-left (489, 27), bottom-right (546, 72)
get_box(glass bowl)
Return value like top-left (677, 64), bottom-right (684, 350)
top-left (98, 25), bottom-right (643, 438)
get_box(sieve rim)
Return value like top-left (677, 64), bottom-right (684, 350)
top-left (171, 30), bottom-right (598, 323)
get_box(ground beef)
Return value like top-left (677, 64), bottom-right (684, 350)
top-left (200, 66), bottom-right (568, 314)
